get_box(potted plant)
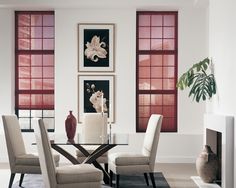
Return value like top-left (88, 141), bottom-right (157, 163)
top-left (176, 57), bottom-right (216, 102)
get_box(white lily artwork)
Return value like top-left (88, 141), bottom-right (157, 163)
top-left (84, 35), bottom-right (107, 63)
top-left (78, 23), bottom-right (114, 72)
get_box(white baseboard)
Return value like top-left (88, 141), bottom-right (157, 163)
top-left (157, 156), bottom-right (196, 163)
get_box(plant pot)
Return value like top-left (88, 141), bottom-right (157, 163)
top-left (196, 145), bottom-right (219, 183)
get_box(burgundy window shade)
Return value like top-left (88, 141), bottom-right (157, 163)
top-left (15, 11), bottom-right (55, 131)
top-left (136, 11), bottom-right (178, 132)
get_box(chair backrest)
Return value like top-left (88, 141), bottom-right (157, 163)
top-left (34, 119), bottom-right (57, 188)
top-left (2, 115), bottom-right (26, 171)
top-left (82, 113), bottom-right (108, 143)
top-left (142, 114), bottom-right (163, 171)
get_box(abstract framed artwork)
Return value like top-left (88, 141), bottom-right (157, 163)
top-left (78, 23), bottom-right (115, 72)
top-left (78, 75), bottom-right (115, 122)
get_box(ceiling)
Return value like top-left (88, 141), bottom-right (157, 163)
top-left (0, 0), bottom-right (208, 9)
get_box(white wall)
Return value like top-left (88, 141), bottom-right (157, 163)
top-left (55, 8), bottom-right (136, 134)
top-left (0, 9), bottom-right (14, 132)
top-left (0, 2), bottom-right (208, 163)
top-left (0, 9), bottom-right (14, 162)
top-left (178, 7), bottom-right (209, 134)
top-left (208, 0), bottom-right (236, 186)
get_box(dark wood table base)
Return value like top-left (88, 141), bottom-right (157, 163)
top-left (51, 143), bottom-right (116, 184)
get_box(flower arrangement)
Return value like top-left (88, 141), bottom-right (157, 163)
top-left (86, 83), bottom-right (108, 113)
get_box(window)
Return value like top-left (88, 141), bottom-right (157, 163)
top-left (15, 11), bottom-right (55, 132)
top-left (136, 11), bottom-right (178, 132)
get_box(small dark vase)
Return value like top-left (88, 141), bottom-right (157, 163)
top-left (196, 145), bottom-right (219, 183)
top-left (65, 111), bottom-right (77, 141)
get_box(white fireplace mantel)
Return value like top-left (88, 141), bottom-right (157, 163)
top-left (204, 114), bottom-right (234, 188)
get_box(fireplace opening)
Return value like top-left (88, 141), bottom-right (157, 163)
top-left (206, 129), bottom-right (222, 186)
top-left (199, 114), bottom-right (234, 188)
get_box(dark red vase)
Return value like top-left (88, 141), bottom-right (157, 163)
top-left (65, 111), bottom-right (77, 141)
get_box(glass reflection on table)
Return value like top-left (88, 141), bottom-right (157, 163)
top-left (49, 133), bottom-right (129, 146)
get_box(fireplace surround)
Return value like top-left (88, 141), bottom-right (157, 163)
top-left (192, 114), bottom-right (234, 188)
top-left (203, 114), bottom-right (233, 188)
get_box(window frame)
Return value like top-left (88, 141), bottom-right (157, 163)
top-left (15, 11), bottom-right (55, 132)
top-left (136, 11), bottom-right (178, 132)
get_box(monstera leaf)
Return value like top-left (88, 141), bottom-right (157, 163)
top-left (176, 58), bottom-right (216, 102)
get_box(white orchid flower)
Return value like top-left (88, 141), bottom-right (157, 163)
top-left (89, 91), bottom-right (108, 113)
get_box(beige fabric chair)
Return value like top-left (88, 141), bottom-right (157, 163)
top-left (76, 113), bottom-right (108, 171)
top-left (108, 114), bottom-right (163, 188)
top-left (1, 115), bottom-right (60, 188)
top-left (34, 118), bottom-right (103, 188)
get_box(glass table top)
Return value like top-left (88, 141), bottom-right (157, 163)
top-left (49, 133), bottom-right (129, 145)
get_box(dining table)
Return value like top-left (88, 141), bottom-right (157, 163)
top-left (45, 133), bottom-right (129, 184)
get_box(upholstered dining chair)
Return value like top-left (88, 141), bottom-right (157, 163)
top-left (35, 118), bottom-right (103, 188)
top-left (1, 115), bottom-right (60, 188)
top-left (76, 113), bottom-right (108, 171)
top-left (108, 114), bottom-right (163, 188)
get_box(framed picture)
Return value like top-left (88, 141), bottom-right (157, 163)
top-left (78, 23), bottom-right (115, 72)
top-left (78, 75), bottom-right (115, 122)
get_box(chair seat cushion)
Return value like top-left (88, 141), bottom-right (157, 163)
top-left (56, 164), bottom-right (103, 184)
top-left (16, 154), bottom-right (40, 166)
top-left (16, 153), bottom-right (60, 166)
top-left (109, 153), bottom-right (149, 166)
top-left (52, 154), bottom-right (60, 166)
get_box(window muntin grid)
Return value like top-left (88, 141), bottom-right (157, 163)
top-left (136, 11), bottom-right (178, 132)
top-left (15, 11), bottom-right (55, 132)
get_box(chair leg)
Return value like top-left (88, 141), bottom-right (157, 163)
top-left (109, 170), bottom-right (113, 187)
top-left (144, 173), bottom-right (149, 186)
top-left (105, 163), bottom-right (108, 172)
top-left (149, 172), bottom-right (156, 188)
top-left (8, 173), bottom-right (15, 188)
top-left (115, 174), bottom-right (120, 188)
top-left (19, 173), bottom-right (24, 187)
